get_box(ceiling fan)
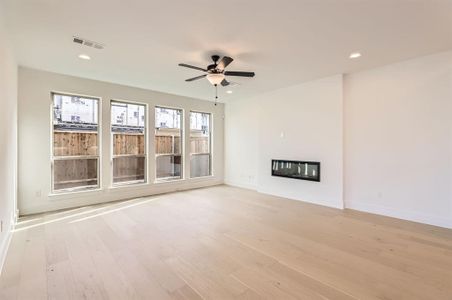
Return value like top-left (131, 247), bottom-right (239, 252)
top-left (178, 55), bottom-right (255, 86)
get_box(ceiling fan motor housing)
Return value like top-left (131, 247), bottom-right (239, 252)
top-left (211, 55), bottom-right (220, 62)
top-left (207, 64), bottom-right (217, 72)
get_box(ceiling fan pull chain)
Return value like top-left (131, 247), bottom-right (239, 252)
top-left (214, 84), bottom-right (218, 106)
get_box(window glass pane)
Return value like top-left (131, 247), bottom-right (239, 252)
top-left (190, 154), bottom-right (210, 177)
top-left (53, 158), bottom-right (98, 190)
top-left (155, 107), bottom-right (181, 129)
top-left (53, 94), bottom-right (98, 126)
top-left (52, 94), bottom-right (99, 192)
top-left (156, 155), bottom-right (182, 179)
top-left (111, 101), bottom-right (146, 185)
top-left (53, 132), bottom-right (98, 156)
top-left (53, 94), bottom-right (99, 156)
top-left (112, 102), bottom-right (145, 127)
top-left (113, 156), bottom-right (145, 183)
top-left (155, 107), bottom-right (182, 180)
top-left (190, 112), bottom-right (211, 177)
top-left (190, 111), bottom-right (210, 131)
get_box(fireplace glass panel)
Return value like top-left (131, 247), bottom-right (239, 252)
top-left (271, 159), bottom-right (320, 182)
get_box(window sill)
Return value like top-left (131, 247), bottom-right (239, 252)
top-left (155, 153), bottom-right (182, 157)
top-left (48, 176), bottom-right (218, 201)
top-left (109, 181), bottom-right (149, 189)
top-left (154, 177), bottom-right (185, 184)
top-left (188, 175), bottom-right (214, 180)
top-left (48, 187), bottom-right (102, 199)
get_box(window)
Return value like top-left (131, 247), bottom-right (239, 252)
top-left (111, 101), bottom-right (146, 185)
top-left (155, 107), bottom-right (183, 181)
top-left (52, 93), bottom-right (100, 192)
top-left (190, 111), bottom-right (211, 177)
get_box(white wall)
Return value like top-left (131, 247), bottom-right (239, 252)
top-left (225, 51), bottom-right (452, 228)
top-left (224, 96), bottom-right (259, 190)
top-left (18, 67), bottom-right (224, 215)
top-left (0, 17), bottom-right (18, 273)
top-left (344, 51), bottom-right (452, 228)
top-left (226, 75), bottom-right (344, 209)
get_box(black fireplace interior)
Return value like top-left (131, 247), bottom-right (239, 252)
top-left (271, 159), bottom-right (320, 182)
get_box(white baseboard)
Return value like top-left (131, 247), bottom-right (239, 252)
top-left (226, 181), bottom-right (452, 229)
top-left (258, 187), bottom-right (345, 210)
top-left (225, 180), bottom-right (344, 210)
top-left (0, 229), bottom-right (13, 276)
top-left (20, 179), bottom-right (224, 215)
top-left (346, 201), bottom-right (452, 229)
top-left (224, 180), bottom-right (257, 191)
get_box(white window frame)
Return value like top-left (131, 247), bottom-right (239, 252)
top-left (189, 111), bottom-right (213, 178)
top-left (50, 92), bottom-right (101, 194)
top-left (154, 105), bottom-right (184, 182)
top-left (110, 99), bottom-right (148, 186)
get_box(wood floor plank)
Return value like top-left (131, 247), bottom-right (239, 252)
top-left (1, 185), bottom-right (452, 299)
top-left (16, 227), bottom-right (47, 300)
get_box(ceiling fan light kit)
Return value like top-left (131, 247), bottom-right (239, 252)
top-left (178, 55), bottom-right (255, 103)
top-left (206, 73), bottom-right (225, 85)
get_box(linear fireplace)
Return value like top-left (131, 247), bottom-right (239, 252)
top-left (271, 159), bottom-right (320, 182)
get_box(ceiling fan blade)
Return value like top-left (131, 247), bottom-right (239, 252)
top-left (185, 74), bottom-right (207, 82)
top-left (216, 56), bottom-right (233, 70)
top-left (178, 63), bottom-right (207, 72)
top-left (224, 71), bottom-right (255, 77)
top-left (220, 79), bottom-right (230, 86)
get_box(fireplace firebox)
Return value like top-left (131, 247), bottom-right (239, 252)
top-left (271, 159), bottom-right (320, 182)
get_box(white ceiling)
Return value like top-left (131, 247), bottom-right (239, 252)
top-left (1, 0), bottom-right (451, 102)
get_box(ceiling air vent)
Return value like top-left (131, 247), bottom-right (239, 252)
top-left (73, 36), bottom-right (104, 50)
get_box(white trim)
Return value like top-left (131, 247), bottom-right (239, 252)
top-left (50, 92), bottom-right (102, 193)
top-left (110, 99), bottom-right (149, 187)
top-left (188, 174), bottom-right (214, 181)
top-left (226, 180), bottom-right (344, 210)
top-left (154, 177), bottom-right (184, 184)
top-left (227, 181), bottom-right (452, 228)
top-left (0, 227), bottom-right (13, 276)
top-left (20, 179), bottom-right (224, 216)
top-left (189, 111), bottom-right (213, 178)
top-left (346, 201), bottom-right (452, 229)
top-left (1, 212), bottom-right (18, 275)
top-left (49, 187), bottom-right (102, 198)
top-left (258, 187), bottom-right (345, 210)
top-left (224, 180), bottom-right (257, 191)
top-left (154, 106), bottom-right (185, 180)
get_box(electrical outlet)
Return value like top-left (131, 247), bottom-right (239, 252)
top-left (1, 220), bottom-right (3, 233)
top-left (36, 190), bottom-right (42, 197)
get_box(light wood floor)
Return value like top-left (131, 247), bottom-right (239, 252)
top-left (1, 185), bottom-right (452, 299)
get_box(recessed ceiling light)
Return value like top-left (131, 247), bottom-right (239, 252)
top-left (78, 54), bottom-right (91, 60)
top-left (349, 52), bottom-right (361, 59)
top-left (226, 90), bottom-right (233, 94)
